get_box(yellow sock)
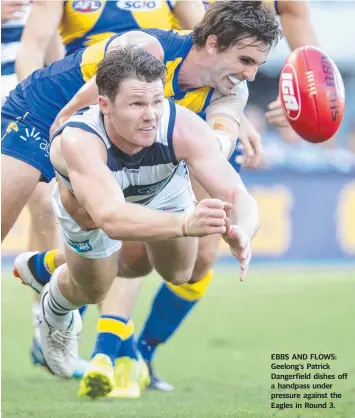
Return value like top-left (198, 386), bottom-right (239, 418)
top-left (166, 269), bottom-right (214, 301)
top-left (43, 249), bottom-right (60, 275)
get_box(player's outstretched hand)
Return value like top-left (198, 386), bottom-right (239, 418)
top-left (265, 96), bottom-right (290, 127)
top-left (185, 199), bottom-right (232, 238)
top-left (224, 225), bottom-right (251, 282)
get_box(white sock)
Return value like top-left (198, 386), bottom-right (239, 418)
top-left (32, 301), bottom-right (41, 341)
top-left (43, 265), bottom-right (81, 329)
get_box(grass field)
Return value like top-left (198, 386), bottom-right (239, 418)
top-left (2, 266), bottom-right (355, 418)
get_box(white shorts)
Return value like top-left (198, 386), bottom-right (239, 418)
top-left (52, 173), bottom-right (196, 260)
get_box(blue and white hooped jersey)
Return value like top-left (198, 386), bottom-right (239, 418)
top-left (53, 99), bottom-right (190, 206)
top-left (1, 6), bottom-right (30, 76)
top-left (1, 5), bottom-right (30, 103)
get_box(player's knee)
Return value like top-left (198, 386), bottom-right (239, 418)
top-left (72, 276), bottom-right (112, 305)
top-left (163, 268), bottom-right (193, 286)
top-left (82, 286), bottom-right (109, 305)
top-left (118, 242), bottom-right (152, 278)
top-left (190, 246), bottom-right (218, 283)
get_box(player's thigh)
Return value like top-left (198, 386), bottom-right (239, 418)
top-left (146, 236), bottom-right (198, 285)
top-left (1, 101), bottom-right (55, 240)
top-left (64, 243), bottom-right (119, 299)
top-left (1, 154), bottom-right (40, 241)
top-left (117, 240), bottom-right (152, 278)
top-left (1, 100), bottom-right (55, 183)
top-left (27, 181), bottom-right (55, 219)
top-left (53, 183), bottom-right (121, 296)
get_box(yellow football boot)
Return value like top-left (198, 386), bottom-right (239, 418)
top-left (109, 357), bottom-right (145, 399)
top-left (78, 354), bottom-right (114, 399)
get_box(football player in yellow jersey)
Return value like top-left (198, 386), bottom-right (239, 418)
top-left (12, 1), bottom-right (281, 399)
top-left (13, 0), bottom-right (205, 381)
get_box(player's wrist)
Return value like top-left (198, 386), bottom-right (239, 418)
top-left (179, 214), bottom-right (190, 237)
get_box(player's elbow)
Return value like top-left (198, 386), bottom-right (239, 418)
top-left (97, 207), bottom-right (127, 241)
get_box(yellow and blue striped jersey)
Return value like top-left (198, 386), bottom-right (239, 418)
top-left (143, 29), bottom-right (214, 118)
top-left (17, 29), bottom-right (213, 132)
top-left (60, 0), bottom-right (177, 55)
top-left (21, 36), bottom-right (114, 127)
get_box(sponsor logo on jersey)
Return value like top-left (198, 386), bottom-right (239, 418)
top-left (116, 0), bottom-right (160, 11)
top-left (280, 64), bottom-right (301, 121)
top-left (67, 238), bottom-right (93, 253)
top-left (72, 1), bottom-right (102, 13)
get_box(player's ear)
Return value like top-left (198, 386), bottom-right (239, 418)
top-left (98, 95), bottom-right (110, 115)
top-left (205, 35), bottom-right (219, 56)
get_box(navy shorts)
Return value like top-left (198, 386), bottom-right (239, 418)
top-left (1, 86), bottom-right (55, 182)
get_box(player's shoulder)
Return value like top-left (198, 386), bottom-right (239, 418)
top-left (138, 28), bottom-right (193, 61)
top-left (173, 101), bottom-right (206, 140)
top-left (53, 105), bottom-right (103, 141)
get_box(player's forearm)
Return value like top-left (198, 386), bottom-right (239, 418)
top-left (98, 202), bottom-right (184, 241)
top-left (51, 81), bottom-right (99, 135)
top-left (173, 0), bottom-right (205, 29)
top-left (282, 16), bottom-right (319, 50)
top-left (229, 186), bottom-right (260, 239)
top-left (16, 44), bottom-right (47, 81)
top-left (44, 33), bottom-right (65, 66)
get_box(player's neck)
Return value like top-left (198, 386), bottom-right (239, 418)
top-left (104, 116), bottom-right (143, 155)
top-left (179, 46), bottom-right (212, 90)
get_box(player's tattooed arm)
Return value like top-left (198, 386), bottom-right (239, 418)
top-left (205, 80), bottom-right (261, 168)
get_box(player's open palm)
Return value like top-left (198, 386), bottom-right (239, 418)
top-left (224, 224), bottom-right (252, 282)
top-left (185, 199), bottom-right (232, 237)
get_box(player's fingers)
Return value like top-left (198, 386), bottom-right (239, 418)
top-left (224, 217), bottom-right (232, 237)
top-left (267, 116), bottom-right (290, 127)
top-left (240, 252), bottom-right (251, 282)
top-left (268, 99), bottom-right (282, 110)
top-left (242, 139), bottom-right (255, 163)
top-left (240, 240), bottom-right (251, 262)
top-left (206, 217), bottom-right (226, 227)
top-left (206, 225), bottom-right (227, 235)
top-left (200, 198), bottom-right (224, 209)
top-left (265, 109), bottom-right (285, 122)
top-left (206, 208), bottom-right (228, 218)
top-left (248, 153), bottom-right (262, 169)
top-left (240, 263), bottom-right (249, 282)
top-left (222, 201), bottom-right (232, 212)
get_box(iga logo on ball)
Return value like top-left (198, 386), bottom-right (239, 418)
top-left (280, 64), bottom-right (301, 121)
top-left (279, 46), bottom-right (345, 143)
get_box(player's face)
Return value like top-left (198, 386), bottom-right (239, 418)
top-left (110, 78), bottom-right (165, 148)
top-left (208, 36), bottom-right (269, 95)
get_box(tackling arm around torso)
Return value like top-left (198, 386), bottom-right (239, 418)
top-left (50, 32), bottom-right (164, 136)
